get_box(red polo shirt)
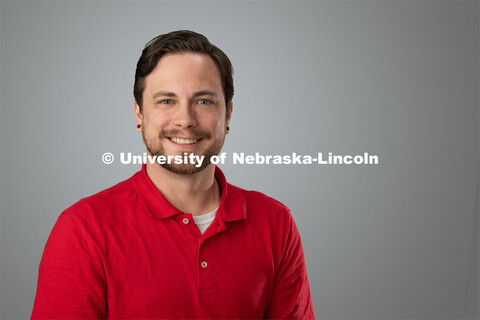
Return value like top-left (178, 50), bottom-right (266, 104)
top-left (32, 165), bottom-right (314, 319)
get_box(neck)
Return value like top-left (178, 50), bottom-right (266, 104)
top-left (145, 162), bottom-right (221, 216)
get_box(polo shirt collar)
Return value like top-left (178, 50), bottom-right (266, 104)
top-left (133, 164), bottom-right (246, 223)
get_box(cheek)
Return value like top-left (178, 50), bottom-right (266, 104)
top-left (144, 111), bottom-right (170, 130)
top-left (209, 117), bottom-right (226, 135)
top-left (202, 110), bottom-right (226, 130)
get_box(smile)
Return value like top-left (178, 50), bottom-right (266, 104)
top-left (168, 137), bottom-right (199, 145)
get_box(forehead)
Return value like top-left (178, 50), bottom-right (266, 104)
top-left (144, 52), bottom-right (223, 97)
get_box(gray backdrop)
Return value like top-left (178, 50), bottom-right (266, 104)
top-left (1, 1), bottom-right (479, 319)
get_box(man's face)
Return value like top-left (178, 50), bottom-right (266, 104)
top-left (135, 52), bottom-right (231, 175)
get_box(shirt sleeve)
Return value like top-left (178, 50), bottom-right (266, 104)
top-left (31, 212), bottom-right (106, 319)
top-left (265, 211), bottom-right (315, 319)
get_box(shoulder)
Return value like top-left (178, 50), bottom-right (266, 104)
top-left (228, 183), bottom-right (292, 221)
top-left (63, 173), bottom-right (138, 222)
top-left (231, 184), bottom-right (287, 208)
top-left (225, 183), bottom-right (300, 263)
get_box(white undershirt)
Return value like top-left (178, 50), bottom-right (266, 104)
top-left (192, 207), bottom-right (218, 234)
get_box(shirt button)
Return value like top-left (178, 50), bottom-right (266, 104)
top-left (183, 218), bottom-right (189, 224)
top-left (201, 261), bottom-right (208, 268)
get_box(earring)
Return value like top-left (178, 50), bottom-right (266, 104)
top-left (137, 124), bottom-right (141, 129)
top-left (226, 126), bottom-right (230, 132)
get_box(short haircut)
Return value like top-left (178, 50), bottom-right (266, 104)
top-left (134, 30), bottom-right (234, 115)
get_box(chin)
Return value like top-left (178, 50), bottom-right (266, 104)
top-left (160, 162), bottom-right (211, 175)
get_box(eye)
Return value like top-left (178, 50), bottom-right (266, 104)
top-left (198, 99), bottom-right (211, 105)
top-left (159, 99), bottom-right (173, 105)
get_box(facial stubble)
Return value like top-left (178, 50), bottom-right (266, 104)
top-left (142, 127), bottom-right (226, 175)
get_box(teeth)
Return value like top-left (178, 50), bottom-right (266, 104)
top-left (170, 137), bottom-right (198, 145)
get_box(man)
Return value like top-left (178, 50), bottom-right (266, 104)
top-left (32, 30), bottom-right (314, 319)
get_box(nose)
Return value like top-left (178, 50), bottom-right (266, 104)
top-left (173, 103), bottom-right (197, 129)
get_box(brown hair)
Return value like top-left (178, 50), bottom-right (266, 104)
top-left (134, 30), bottom-right (234, 115)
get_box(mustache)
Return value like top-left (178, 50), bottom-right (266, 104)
top-left (159, 129), bottom-right (212, 140)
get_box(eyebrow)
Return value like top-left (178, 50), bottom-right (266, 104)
top-left (152, 91), bottom-right (177, 99)
top-left (192, 90), bottom-right (219, 99)
top-left (152, 90), bottom-right (219, 100)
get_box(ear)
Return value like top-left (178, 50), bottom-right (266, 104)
top-left (134, 100), bottom-right (143, 131)
top-left (226, 102), bottom-right (233, 127)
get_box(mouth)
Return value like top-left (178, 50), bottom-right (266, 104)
top-left (167, 137), bottom-right (201, 145)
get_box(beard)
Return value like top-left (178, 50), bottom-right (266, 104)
top-left (142, 128), bottom-right (226, 175)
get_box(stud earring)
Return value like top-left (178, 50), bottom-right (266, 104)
top-left (226, 126), bottom-right (230, 132)
top-left (137, 124), bottom-right (141, 129)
